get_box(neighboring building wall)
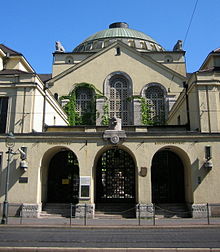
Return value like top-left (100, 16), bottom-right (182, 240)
top-left (32, 89), bottom-right (68, 132)
top-left (0, 56), bottom-right (3, 70)
top-left (166, 91), bottom-right (187, 126)
top-left (6, 58), bottom-right (29, 72)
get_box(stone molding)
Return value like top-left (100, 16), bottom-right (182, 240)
top-left (191, 204), bottom-right (209, 218)
top-left (21, 203), bottom-right (41, 218)
top-left (75, 204), bottom-right (95, 218)
top-left (136, 203), bottom-right (154, 218)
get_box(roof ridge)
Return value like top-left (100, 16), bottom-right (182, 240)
top-left (0, 43), bottom-right (22, 56)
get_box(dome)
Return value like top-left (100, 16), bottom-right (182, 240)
top-left (73, 22), bottom-right (165, 53)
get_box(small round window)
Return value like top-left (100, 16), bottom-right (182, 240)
top-left (65, 56), bottom-right (73, 64)
top-left (164, 55), bottom-right (173, 63)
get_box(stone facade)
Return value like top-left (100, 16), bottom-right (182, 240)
top-left (1, 24), bottom-right (220, 219)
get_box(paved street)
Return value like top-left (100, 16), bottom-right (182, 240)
top-left (0, 226), bottom-right (220, 249)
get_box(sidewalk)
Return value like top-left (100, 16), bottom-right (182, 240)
top-left (4, 216), bottom-right (220, 228)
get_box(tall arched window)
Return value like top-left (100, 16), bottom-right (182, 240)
top-left (76, 87), bottom-right (93, 115)
top-left (108, 74), bottom-right (131, 125)
top-left (145, 85), bottom-right (165, 125)
top-left (75, 87), bottom-right (95, 125)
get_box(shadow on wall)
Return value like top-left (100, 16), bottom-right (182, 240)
top-left (192, 158), bottom-right (211, 192)
top-left (0, 158), bottom-right (25, 198)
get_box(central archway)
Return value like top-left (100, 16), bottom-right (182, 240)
top-left (96, 148), bottom-right (136, 203)
top-left (47, 150), bottom-right (79, 203)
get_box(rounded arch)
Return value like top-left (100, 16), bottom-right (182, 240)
top-left (103, 71), bottom-right (133, 125)
top-left (151, 145), bottom-right (193, 204)
top-left (141, 82), bottom-right (167, 125)
top-left (40, 146), bottom-right (79, 204)
top-left (104, 71), bottom-right (133, 96)
top-left (141, 82), bottom-right (167, 97)
top-left (93, 145), bottom-right (138, 204)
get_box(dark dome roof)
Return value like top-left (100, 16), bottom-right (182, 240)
top-left (73, 23), bottom-right (165, 53)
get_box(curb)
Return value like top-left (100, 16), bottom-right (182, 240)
top-left (0, 247), bottom-right (220, 252)
top-left (1, 224), bottom-right (220, 229)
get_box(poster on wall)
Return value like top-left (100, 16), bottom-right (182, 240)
top-left (80, 176), bottom-right (90, 199)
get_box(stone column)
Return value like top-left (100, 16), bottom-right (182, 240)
top-left (133, 98), bottom-right (141, 125)
top-left (96, 98), bottom-right (106, 126)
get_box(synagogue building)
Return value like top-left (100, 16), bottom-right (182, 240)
top-left (0, 22), bottom-right (220, 218)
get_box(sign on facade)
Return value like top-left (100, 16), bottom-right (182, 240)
top-left (80, 176), bottom-right (90, 199)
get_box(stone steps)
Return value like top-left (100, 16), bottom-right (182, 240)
top-left (154, 203), bottom-right (191, 218)
top-left (41, 203), bottom-right (71, 217)
top-left (95, 203), bottom-right (136, 219)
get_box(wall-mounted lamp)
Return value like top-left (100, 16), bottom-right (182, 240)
top-left (205, 145), bottom-right (212, 160)
top-left (20, 160), bottom-right (28, 171)
top-left (205, 145), bottom-right (212, 169)
top-left (18, 146), bottom-right (28, 171)
top-left (204, 160), bottom-right (213, 169)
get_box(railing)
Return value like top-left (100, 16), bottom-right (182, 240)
top-left (3, 203), bottom-right (220, 226)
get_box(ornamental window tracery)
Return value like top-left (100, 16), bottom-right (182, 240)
top-left (108, 74), bottom-right (131, 125)
top-left (145, 85), bottom-right (165, 125)
top-left (75, 87), bottom-right (94, 116)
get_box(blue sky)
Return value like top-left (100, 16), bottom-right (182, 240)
top-left (1, 0), bottom-right (219, 74)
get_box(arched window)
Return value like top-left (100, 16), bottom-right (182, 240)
top-left (75, 87), bottom-right (95, 125)
top-left (108, 74), bottom-right (131, 125)
top-left (76, 87), bottom-right (93, 114)
top-left (145, 85), bottom-right (165, 125)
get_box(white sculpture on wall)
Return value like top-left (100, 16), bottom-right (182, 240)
top-left (103, 116), bottom-right (126, 144)
top-left (109, 116), bottom-right (122, 131)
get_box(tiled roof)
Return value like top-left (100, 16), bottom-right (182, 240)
top-left (38, 74), bottom-right (52, 83)
top-left (0, 44), bottom-right (22, 56)
top-left (0, 69), bottom-right (32, 75)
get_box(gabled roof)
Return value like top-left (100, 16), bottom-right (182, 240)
top-left (38, 74), bottom-right (52, 83)
top-left (0, 44), bottom-right (22, 56)
top-left (49, 40), bottom-right (186, 84)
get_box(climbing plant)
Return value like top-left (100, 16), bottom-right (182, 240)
top-left (60, 83), bottom-right (103, 126)
top-left (140, 97), bottom-right (154, 126)
top-left (101, 101), bottom-right (110, 126)
top-left (127, 96), bottom-right (154, 126)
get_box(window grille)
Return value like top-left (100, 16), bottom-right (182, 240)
top-left (145, 86), bottom-right (165, 124)
top-left (75, 87), bottom-right (93, 116)
top-left (109, 75), bottom-right (130, 125)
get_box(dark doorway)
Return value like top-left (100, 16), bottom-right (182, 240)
top-left (47, 150), bottom-right (79, 203)
top-left (151, 150), bottom-right (185, 203)
top-left (96, 148), bottom-right (136, 203)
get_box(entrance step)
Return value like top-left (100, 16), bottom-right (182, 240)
top-left (95, 203), bottom-right (136, 219)
top-left (154, 203), bottom-right (191, 218)
top-left (41, 203), bottom-right (71, 218)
